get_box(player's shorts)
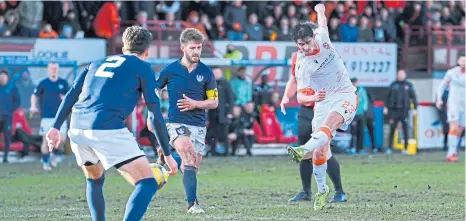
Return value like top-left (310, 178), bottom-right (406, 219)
top-left (39, 118), bottom-right (67, 136)
top-left (166, 123), bottom-right (206, 154)
top-left (447, 107), bottom-right (465, 127)
top-left (68, 128), bottom-right (145, 170)
top-left (312, 93), bottom-right (358, 137)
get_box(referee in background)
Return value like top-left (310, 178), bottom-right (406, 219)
top-left (384, 70), bottom-right (418, 154)
top-left (0, 70), bottom-right (20, 163)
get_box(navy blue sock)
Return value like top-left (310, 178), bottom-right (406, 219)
top-left (123, 178), bottom-right (157, 221)
top-left (41, 153), bottom-right (50, 164)
top-left (86, 174), bottom-right (106, 221)
top-left (182, 166), bottom-right (198, 207)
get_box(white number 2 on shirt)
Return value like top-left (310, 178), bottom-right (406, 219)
top-left (95, 56), bottom-right (126, 78)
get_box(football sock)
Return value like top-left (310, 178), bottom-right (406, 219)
top-left (41, 153), bottom-right (50, 164)
top-left (123, 178), bottom-right (157, 221)
top-left (326, 156), bottom-right (344, 193)
top-left (313, 162), bottom-right (328, 194)
top-left (447, 133), bottom-right (458, 157)
top-left (299, 159), bottom-right (313, 194)
top-left (304, 127), bottom-right (331, 153)
top-left (183, 166), bottom-right (198, 207)
top-left (86, 174), bottom-right (106, 221)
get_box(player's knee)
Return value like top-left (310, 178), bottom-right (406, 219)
top-left (175, 138), bottom-right (193, 152)
top-left (313, 149), bottom-right (326, 166)
top-left (84, 165), bottom-right (105, 180)
top-left (449, 125), bottom-right (459, 136)
top-left (183, 157), bottom-right (196, 167)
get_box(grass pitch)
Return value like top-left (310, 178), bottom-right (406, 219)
top-left (0, 152), bottom-right (464, 221)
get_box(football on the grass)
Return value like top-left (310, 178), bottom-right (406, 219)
top-left (150, 163), bottom-right (168, 190)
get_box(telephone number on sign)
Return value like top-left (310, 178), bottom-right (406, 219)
top-left (343, 61), bottom-right (392, 73)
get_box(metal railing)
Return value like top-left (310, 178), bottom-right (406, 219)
top-left (110, 20), bottom-right (217, 58)
top-left (402, 25), bottom-right (465, 73)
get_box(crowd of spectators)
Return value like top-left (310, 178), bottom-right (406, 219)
top-left (0, 1), bottom-right (464, 44)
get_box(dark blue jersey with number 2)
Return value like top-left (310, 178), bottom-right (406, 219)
top-left (51, 54), bottom-right (172, 155)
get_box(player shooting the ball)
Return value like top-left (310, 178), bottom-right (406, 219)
top-left (284, 3), bottom-right (357, 210)
top-left (46, 26), bottom-right (178, 221)
top-left (148, 28), bottom-right (218, 214)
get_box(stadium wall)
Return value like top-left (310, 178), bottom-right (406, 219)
top-left (213, 41), bottom-right (398, 87)
top-left (0, 38), bottom-right (106, 85)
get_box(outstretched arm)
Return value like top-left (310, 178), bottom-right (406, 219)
top-left (315, 4), bottom-right (327, 28)
top-left (283, 75), bottom-right (297, 101)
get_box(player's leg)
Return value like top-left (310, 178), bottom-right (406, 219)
top-left (446, 110), bottom-right (463, 162)
top-left (68, 129), bottom-right (106, 221)
top-left (173, 136), bottom-right (203, 213)
top-left (457, 129), bottom-right (465, 151)
top-left (326, 156), bottom-right (347, 203)
top-left (288, 111), bottom-right (345, 162)
top-left (116, 156), bottom-right (157, 220)
top-left (289, 114), bottom-right (313, 202)
top-left (311, 111), bottom-right (346, 210)
top-left (312, 141), bottom-right (331, 210)
top-left (190, 126), bottom-right (207, 212)
top-left (82, 162), bottom-right (106, 221)
top-left (168, 124), bottom-right (205, 213)
top-left (86, 128), bottom-right (157, 221)
top-left (446, 121), bottom-right (460, 161)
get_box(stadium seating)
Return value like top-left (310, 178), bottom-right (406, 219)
top-left (0, 109), bottom-right (34, 152)
top-left (253, 121), bottom-right (276, 144)
top-left (259, 105), bottom-right (298, 144)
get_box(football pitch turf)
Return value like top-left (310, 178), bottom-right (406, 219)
top-left (0, 152), bottom-right (464, 221)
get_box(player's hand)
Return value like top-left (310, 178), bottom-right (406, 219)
top-left (280, 96), bottom-right (290, 115)
top-left (383, 107), bottom-right (388, 115)
top-left (412, 109), bottom-right (417, 116)
top-left (163, 154), bottom-right (178, 176)
top-left (157, 147), bottom-right (163, 157)
top-left (312, 89), bottom-right (326, 102)
top-left (46, 128), bottom-right (61, 152)
top-left (314, 3), bottom-right (325, 13)
top-left (177, 94), bottom-right (197, 112)
top-left (436, 100), bottom-right (443, 109)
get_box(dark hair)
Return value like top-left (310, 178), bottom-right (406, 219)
top-left (350, 77), bottom-right (358, 83)
top-left (0, 70), bottom-right (8, 76)
top-left (122, 26), bottom-right (153, 55)
top-left (290, 21), bottom-right (314, 42)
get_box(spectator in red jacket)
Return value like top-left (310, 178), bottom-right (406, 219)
top-left (93, 1), bottom-right (120, 39)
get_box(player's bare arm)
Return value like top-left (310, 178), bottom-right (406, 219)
top-left (297, 89), bottom-right (326, 105)
top-left (177, 93), bottom-right (218, 112)
top-left (436, 73), bottom-right (450, 109)
top-left (280, 75), bottom-right (297, 114)
top-left (315, 3), bottom-right (327, 28)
